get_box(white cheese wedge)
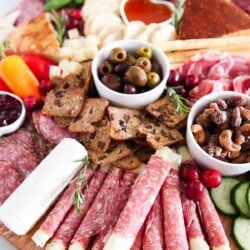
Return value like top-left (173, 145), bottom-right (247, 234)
top-left (0, 138), bottom-right (87, 235)
top-left (177, 146), bottom-right (192, 161)
top-left (213, 246), bottom-right (231, 250)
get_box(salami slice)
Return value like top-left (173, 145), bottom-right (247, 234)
top-left (104, 155), bottom-right (171, 250)
top-left (91, 172), bottom-right (137, 250)
top-left (143, 196), bottom-right (164, 250)
top-left (32, 168), bottom-right (93, 247)
top-left (69, 167), bottom-right (123, 250)
top-left (46, 167), bottom-right (107, 250)
top-left (161, 169), bottom-right (188, 250)
top-left (0, 161), bottom-right (21, 205)
top-left (181, 188), bottom-right (209, 250)
top-left (130, 226), bottom-right (144, 250)
top-left (197, 188), bottom-right (230, 249)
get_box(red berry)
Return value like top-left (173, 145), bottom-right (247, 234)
top-left (185, 180), bottom-right (204, 201)
top-left (184, 74), bottom-right (199, 89)
top-left (23, 96), bottom-right (37, 111)
top-left (200, 169), bottom-right (222, 188)
top-left (66, 18), bottom-right (80, 30)
top-left (39, 80), bottom-right (53, 94)
top-left (180, 162), bottom-right (200, 182)
top-left (167, 70), bottom-right (184, 86)
top-left (71, 9), bottom-right (82, 20)
top-left (176, 86), bottom-right (187, 97)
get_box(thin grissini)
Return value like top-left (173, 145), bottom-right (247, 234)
top-left (69, 167), bottom-right (123, 250)
top-left (103, 147), bottom-right (181, 250)
top-left (46, 167), bottom-right (108, 250)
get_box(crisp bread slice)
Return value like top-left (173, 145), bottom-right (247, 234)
top-left (80, 61), bottom-right (92, 95)
top-left (146, 97), bottom-right (187, 129)
top-left (53, 74), bottom-right (82, 90)
top-left (138, 119), bottom-right (184, 150)
top-left (43, 88), bottom-right (84, 117)
top-left (112, 154), bottom-right (141, 170)
top-left (80, 118), bottom-right (111, 152)
top-left (89, 143), bottom-right (131, 167)
top-left (53, 116), bottom-right (73, 128)
top-left (69, 98), bottom-right (109, 133)
top-left (108, 107), bottom-right (141, 140)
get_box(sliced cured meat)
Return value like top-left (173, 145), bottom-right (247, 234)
top-left (0, 161), bottom-right (21, 205)
top-left (33, 168), bottom-right (93, 247)
top-left (181, 189), bottom-right (209, 250)
top-left (69, 167), bottom-right (123, 250)
top-left (32, 111), bottom-right (74, 144)
top-left (104, 155), bottom-right (171, 250)
top-left (91, 172), bottom-right (137, 250)
top-left (0, 142), bottom-right (38, 180)
top-left (189, 80), bottom-right (214, 99)
top-left (197, 188), bottom-right (230, 249)
top-left (143, 196), bottom-right (164, 250)
top-left (232, 0), bottom-right (250, 14)
top-left (130, 226), bottom-right (144, 250)
top-left (46, 167), bottom-right (107, 250)
top-left (233, 75), bottom-right (250, 95)
top-left (161, 169), bottom-right (188, 250)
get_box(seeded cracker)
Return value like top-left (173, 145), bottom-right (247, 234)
top-left (69, 98), bottom-right (109, 133)
top-left (146, 97), bottom-right (187, 129)
top-left (53, 74), bottom-right (82, 90)
top-left (53, 116), bottom-right (73, 128)
top-left (113, 154), bottom-right (141, 170)
top-left (108, 107), bottom-right (141, 140)
top-left (43, 88), bottom-right (84, 117)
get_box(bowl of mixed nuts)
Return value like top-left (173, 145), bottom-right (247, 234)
top-left (187, 91), bottom-right (250, 176)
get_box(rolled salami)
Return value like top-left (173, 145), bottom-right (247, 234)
top-left (197, 188), bottom-right (230, 250)
top-left (130, 226), bottom-right (144, 250)
top-left (161, 169), bottom-right (189, 250)
top-left (104, 155), bottom-right (171, 250)
top-left (46, 167), bottom-right (107, 250)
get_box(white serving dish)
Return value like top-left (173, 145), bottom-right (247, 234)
top-left (186, 91), bottom-right (250, 176)
top-left (92, 39), bottom-right (170, 109)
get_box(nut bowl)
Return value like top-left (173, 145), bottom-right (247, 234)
top-left (91, 39), bottom-right (170, 109)
top-left (186, 91), bottom-right (250, 176)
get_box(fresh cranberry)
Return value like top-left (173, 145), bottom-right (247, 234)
top-left (184, 74), bottom-right (199, 89)
top-left (39, 79), bottom-right (53, 94)
top-left (71, 9), bottom-right (82, 20)
top-left (180, 162), bottom-right (200, 182)
top-left (167, 70), bottom-right (184, 86)
top-left (176, 86), bottom-right (187, 97)
top-left (66, 17), bottom-right (80, 30)
top-left (200, 170), bottom-right (222, 188)
top-left (23, 96), bottom-right (38, 111)
top-left (185, 180), bottom-right (204, 201)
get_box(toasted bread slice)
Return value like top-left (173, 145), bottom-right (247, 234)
top-left (8, 13), bottom-right (59, 62)
top-left (178, 0), bottom-right (250, 40)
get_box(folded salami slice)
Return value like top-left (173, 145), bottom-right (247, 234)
top-left (181, 189), bottom-right (209, 250)
top-left (161, 169), bottom-right (188, 250)
top-left (46, 167), bottom-right (107, 250)
top-left (143, 196), bottom-right (164, 250)
top-left (91, 172), bottom-right (137, 250)
top-left (104, 155), bottom-right (171, 250)
top-left (32, 168), bottom-right (93, 247)
top-left (197, 188), bottom-right (230, 250)
top-left (69, 167), bottom-right (123, 250)
top-left (130, 226), bottom-right (144, 250)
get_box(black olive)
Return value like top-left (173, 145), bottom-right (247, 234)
top-left (101, 73), bottom-right (121, 91)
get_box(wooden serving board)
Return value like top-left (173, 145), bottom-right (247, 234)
top-left (0, 214), bottom-right (239, 250)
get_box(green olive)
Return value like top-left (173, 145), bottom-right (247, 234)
top-left (138, 46), bottom-right (152, 59)
top-left (125, 66), bottom-right (147, 87)
top-left (126, 54), bottom-right (136, 64)
top-left (108, 48), bottom-right (127, 64)
top-left (98, 60), bottom-right (113, 75)
top-left (135, 57), bottom-right (152, 73)
top-left (147, 72), bottom-right (161, 88)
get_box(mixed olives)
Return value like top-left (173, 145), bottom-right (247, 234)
top-left (98, 46), bottom-right (162, 94)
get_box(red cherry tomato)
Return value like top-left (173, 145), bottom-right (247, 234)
top-left (0, 79), bottom-right (10, 92)
top-left (185, 180), bottom-right (204, 201)
top-left (200, 169), bottom-right (222, 188)
top-left (180, 161), bottom-right (200, 182)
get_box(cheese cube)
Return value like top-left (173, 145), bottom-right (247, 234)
top-left (68, 28), bottom-right (80, 39)
top-left (68, 61), bottom-right (83, 75)
top-left (49, 66), bottom-right (61, 79)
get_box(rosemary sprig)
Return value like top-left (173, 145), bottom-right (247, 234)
top-left (0, 40), bottom-right (11, 59)
top-left (73, 156), bottom-right (90, 212)
top-left (172, 0), bottom-right (185, 32)
top-left (167, 87), bottom-right (190, 115)
top-left (49, 10), bottom-right (66, 46)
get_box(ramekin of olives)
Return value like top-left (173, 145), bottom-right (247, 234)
top-left (92, 40), bottom-right (169, 109)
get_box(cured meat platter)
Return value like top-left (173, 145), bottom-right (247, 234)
top-left (0, 0), bottom-right (250, 250)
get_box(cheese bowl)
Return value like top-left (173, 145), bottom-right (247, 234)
top-left (92, 39), bottom-right (170, 109)
top-left (186, 91), bottom-right (250, 176)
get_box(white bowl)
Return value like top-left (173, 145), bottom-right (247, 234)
top-left (186, 91), bottom-right (250, 176)
top-left (92, 39), bottom-right (170, 109)
top-left (0, 91), bottom-right (26, 137)
top-left (120, 0), bottom-right (175, 26)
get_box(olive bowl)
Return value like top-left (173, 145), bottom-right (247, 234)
top-left (91, 39), bottom-right (170, 109)
top-left (186, 91), bottom-right (250, 176)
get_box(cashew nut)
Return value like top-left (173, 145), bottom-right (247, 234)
top-left (240, 106), bottom-right (250, 121)
top-left (191, 124), bottom-right (206, 145)
top-left (232, 152), bottom-right (249, 163)
top-left (228, 151), bottom-right (241, 159)
top-left (219, 130), bottom-right (241, 153)
top-left (237, 123), bottom-right (250, 135)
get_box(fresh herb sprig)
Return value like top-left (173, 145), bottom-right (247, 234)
top-left (167, 87), bottom-right (190, 115)
top-left (0, 40), bottom-right (11, 59)
top-left (45, 0), bottom-right (84, 11)
top-left (172, 0), bottom-right (185, 32)
top-left (73, 156), bottom-right (90, 212)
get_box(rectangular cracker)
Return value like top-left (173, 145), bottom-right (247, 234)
top-left (53, 74), bottom-right (82, 90)
top-left (53, 116), bottom-right (73, 128)
top-left (69, 98), bottom-right (109, 133)
top-left (108, 107), bottom-right (141, 140)
top-left (42, 88), bottom-right (84, 117)
top-left (146, 97), bottom-right (187, 129)
top-left (112, 154), bottom-right (141, 170)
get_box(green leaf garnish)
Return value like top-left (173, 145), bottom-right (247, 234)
top-left (0, 40), bottom-right (12, 59)
top-left (172, 0), bottom-right (185, 32)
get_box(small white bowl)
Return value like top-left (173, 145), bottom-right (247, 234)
top-left (120, 0), bottom-right (175, 26)
top-left (92, 39), bottom-right (170, 109)
top-left (0, 91), bottom-right (26, 137)
top-left (186, 91), bottom-right (250, 176)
